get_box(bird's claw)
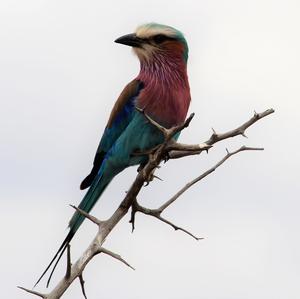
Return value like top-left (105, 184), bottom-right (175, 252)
top-left (163, 152), bottom-right (171, 163)
top-left (137, 164), bottom-right (145, 173)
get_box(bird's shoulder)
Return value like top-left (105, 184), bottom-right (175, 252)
top-left (106, 79), bottom-right (144, 128)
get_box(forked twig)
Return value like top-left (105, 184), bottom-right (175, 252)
top-left (130, 146), bottom-right (263, 237)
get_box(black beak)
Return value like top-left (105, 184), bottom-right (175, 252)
top-left (114, 33), bottom-right (143, 48)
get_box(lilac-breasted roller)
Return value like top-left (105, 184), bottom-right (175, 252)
top-left (35, 23), bottom-right (191, 286)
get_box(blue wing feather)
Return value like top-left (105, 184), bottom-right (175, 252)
top-left (80, 79), bottom-right (143, 189)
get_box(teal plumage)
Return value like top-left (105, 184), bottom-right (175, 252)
top-left (35, 23), bottom-right (191, 287)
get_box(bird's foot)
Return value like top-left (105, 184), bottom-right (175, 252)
top-left (137, 163), bottom-right (145, 173)
top-left (162, 151), bottom-right (171, 163)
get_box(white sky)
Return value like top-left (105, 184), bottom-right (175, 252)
top-left (1, 0), bottom-right (300, 298)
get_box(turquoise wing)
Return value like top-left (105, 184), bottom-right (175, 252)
top-left (80, 79), bottom-right (144, 189)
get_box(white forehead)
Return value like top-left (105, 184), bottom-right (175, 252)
top-left (135, 24), bottom-right (177, 39)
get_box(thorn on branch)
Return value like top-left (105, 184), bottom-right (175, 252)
top-left (18, 286), bottom-right (46, 298)
top-left (157, 215), bottom-right (204, 241)
top-left (210, 127), bottom-right (219, 142)
top-left (79, 274), bottom-right (88, 299)
top-left (206, 108), bottom-right (274, 145)
top-left (99, 248), bottom-right (135, 271)
top-left (240, 130), bottom-right (248, 138)
top-left (137, 108), bottom-right (170, 137)
top-left (166, 143), bottom-right (212, 159)
top-left (137, 109), bottom-right (195, 141)
top-left (183, 113), bottom-right (195, 129)
top-left (153, 175), bottom-right (163, 181)
top-left (142, 166), bottom-right (163, 186)
top-left (70, 205), bottom-right (102, 226)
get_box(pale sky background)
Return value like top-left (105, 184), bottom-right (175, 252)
top-left (1, 0), bottom-right (300, 298)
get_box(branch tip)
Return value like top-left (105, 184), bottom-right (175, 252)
top-left (184, 112), bottom-right (195, 127)
top-left (18, 286), bottom-right (45, 298)
top-left (153, 174), bottom-right (163, 181)
top-left (100, 248), bottom-right (135, 271)
top-left (79, 274), bottom-right (88, 299)
top-left (70, 205), bottom-right (102, 225)
top-left (241, 131), bottom-right (248, 138)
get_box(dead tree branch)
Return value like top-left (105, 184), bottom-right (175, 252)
top-left (130, 146), bottom-right (263, 235)
top-left (206, 109), bottom-right (274, 145)
top-left (168, 108), bottom-right (274, 159)
top-left (98, 247), bottom-right (135, 270)
top-left (17, 287), bottom-right (46, 299)
top-left (78, 274), bottom-right (87, 299)
top-left (20, 109), bottom-right (274, 299)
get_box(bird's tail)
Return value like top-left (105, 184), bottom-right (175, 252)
top-left (34, 174), bottom-right (111, 288)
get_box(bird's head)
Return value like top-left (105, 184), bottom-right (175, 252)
top-left (115, 23), bottom-right (188, 63)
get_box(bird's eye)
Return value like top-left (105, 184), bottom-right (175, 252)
top-left (153, 34), bottom-right (168, 44)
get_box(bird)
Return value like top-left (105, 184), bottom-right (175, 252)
top-left (35, 23), bottom-right (191, 287)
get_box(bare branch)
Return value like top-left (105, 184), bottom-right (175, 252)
top-left (98, 248), bottom-right (135, 270)
top-left (139, 109), bottom-right (195, 140)
top-left (168, 109), bottom-right (273, 159)
top-left (130, 199), bottom-right (203, 240)
top-left (70, 205), bottom-right (103, 226)
top-left (166, 143), bottom-right (212, 159)
top-left (159, 146), bottom-right (263, 212)
top-left (17, 286), bottom-right (46, 298)
top-left (130, 146), bottom-right (263, 241)
top-left (155, 215), bottom-right (203, 240)
top-left (166, 142), bottom-right (212, 152)
top-left (206, 109), bottom-right (274, 145)
top-left (79, 274), bottom-right (87, 299)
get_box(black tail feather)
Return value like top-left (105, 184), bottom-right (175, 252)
top-left (34, 230), bottom-right (75, 288)
top-left (80, 151), bottom-right (105, 190)
top-left (35, 158), bottom-right (112, 288)
top-left (46, 242), bottom-right (68, 287)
